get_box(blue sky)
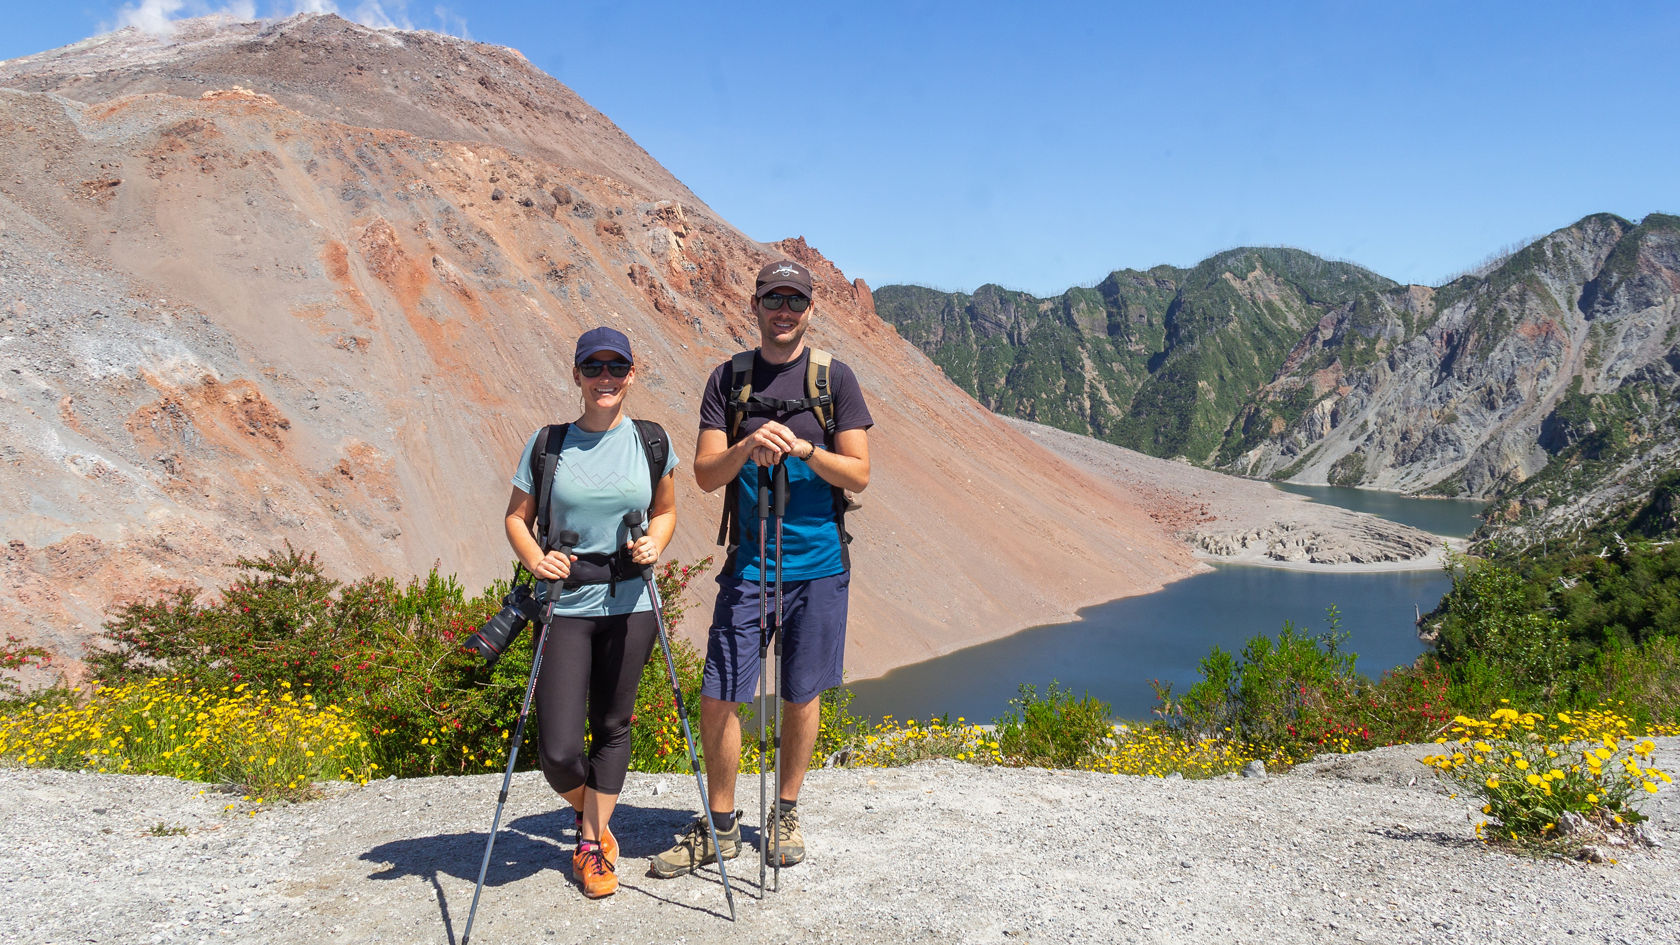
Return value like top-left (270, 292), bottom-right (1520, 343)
top-left (4, 1), bottom-right (1678, 295)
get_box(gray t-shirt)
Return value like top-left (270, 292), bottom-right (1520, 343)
top-left (511, 419), bottom-right (679, 616)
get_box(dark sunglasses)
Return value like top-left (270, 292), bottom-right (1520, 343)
top-left (758, 292), bottom-right (811, 312)
top-left (578, 359), bottom-right (632, 378)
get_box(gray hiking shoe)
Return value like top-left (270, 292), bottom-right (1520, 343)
top-left (768, 805), bottom-right (805, 867)
top-left (647, 812), bottom-right (742, 879)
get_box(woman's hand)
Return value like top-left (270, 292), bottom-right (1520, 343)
top-left (626, 534), bottom-right (660, 567)
top-left (529, 550), bottom-right (575, 582)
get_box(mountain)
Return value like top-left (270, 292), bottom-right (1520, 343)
top-left (876, 214), bottom-right (1680, 551)
top-left (0, 15), bottom-right (1197, 677)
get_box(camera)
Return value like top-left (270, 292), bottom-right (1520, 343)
top-left (466, 583), bottom-right (545, 666)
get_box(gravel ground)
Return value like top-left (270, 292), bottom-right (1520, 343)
top-left (2, 742), bottom-right (1678, 945)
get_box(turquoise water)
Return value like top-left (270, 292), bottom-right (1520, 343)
top-left (1271, 483), bottom-right (1487, 539)
top-left (844, 487), bottom-right (1480, 724)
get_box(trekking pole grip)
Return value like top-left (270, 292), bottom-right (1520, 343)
top-left (623, 510), bottom-right (655, 580)
top-left (771, 460), bottom-right (788, 516)
top-left (552, 529), bottom-right (580, 594)
top-left (757, 464), bottom-right (771, 521)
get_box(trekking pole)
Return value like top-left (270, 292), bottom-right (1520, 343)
top-left (769, 459), bottom-right (789, 893)
top-left (461, 530), bottom-right (578, 945)
top-left (623, 510), bottom-right (737, 921)
top-left (755, 463), bottom-right (771, 896)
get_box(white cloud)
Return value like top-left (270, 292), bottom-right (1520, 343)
top-left (116, 0), bottom-right (188, 35)
top-left (352, 1), bottom-right (414, 31)
top-left (116, 0), bottom-right (259, 35)
top-left (109, 0), bottom-right (467, 38)
top-left (432, 4), bottom-right (470, 39)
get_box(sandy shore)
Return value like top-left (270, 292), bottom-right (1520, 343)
top-left (1195, 538), bottom-right (1466, 573)
top-left (1008, 418), bottom-right (1455, 572)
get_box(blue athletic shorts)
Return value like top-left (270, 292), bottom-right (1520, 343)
top-left (701, 571), bottom-right (850, 705)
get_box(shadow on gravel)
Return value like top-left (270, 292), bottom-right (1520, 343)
top-left (356, 802), bottom-right (740, 931)
top-left (1370, 825), bottom-right (1482, 850)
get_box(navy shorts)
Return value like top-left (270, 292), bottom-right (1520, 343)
top-left (701, 571), bottom-right (850, 705)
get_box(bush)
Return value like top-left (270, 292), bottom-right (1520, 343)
top-left (1434, 551), bottom-right (1569, 698)
top-left (994, 681), bottom-right (1115, 769)
top-left (1, 635), bottom-right (61, 707)
top-left (78, 546), bottom-right (718, 781)
top-left (1156, 608), bottom-right (1359, 751)
top-left (1422, 704), bottom-right (1673, 851)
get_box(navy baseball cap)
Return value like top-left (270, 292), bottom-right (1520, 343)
top-left (574, 326), bottom-right (633, 365)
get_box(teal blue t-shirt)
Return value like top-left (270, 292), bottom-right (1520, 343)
top-left (511, 420), bottom-right (679, 617)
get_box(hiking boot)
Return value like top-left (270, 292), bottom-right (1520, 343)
top-left (572, 842), bottom-right (618, 899)
top-left (571, 812), bottom-right (618, 869)
top-left (768, 804), bottom-right (805, 867)
top-left (647, 812), bottom-right (742, 879)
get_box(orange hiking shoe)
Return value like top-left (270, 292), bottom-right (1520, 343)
top-left (600, 824), bottom-right (618, 869)
top-left (572, 842), bottom-right (618, 899)
top-left (572, 812), bottom-right (619, 869)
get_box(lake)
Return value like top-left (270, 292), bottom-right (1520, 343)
top-left (844, 487), bottom-right (1485, 724)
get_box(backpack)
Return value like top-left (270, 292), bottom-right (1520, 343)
top-left (715, 348), bottom-right (854, 571)
top-left (529, 418), bottom-right (670, 560)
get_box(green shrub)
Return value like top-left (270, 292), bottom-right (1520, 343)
top-left (1158, 608), bottom-right (1357, 748)
top-left (994, 681), bottom-right (1115, 768)
top-left (83, 546), bottom-right (717, 780)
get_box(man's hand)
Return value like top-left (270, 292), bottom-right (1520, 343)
top-left (743, 420), bottom-right (799, 466)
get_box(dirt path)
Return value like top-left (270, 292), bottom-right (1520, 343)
top-left (4, 740), bottom-right (1676, 944)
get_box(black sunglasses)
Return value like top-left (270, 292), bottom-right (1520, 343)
top-left (758, 292), bottom-right (811, 312)
top-left (579, 359), bottom-right (632, 378)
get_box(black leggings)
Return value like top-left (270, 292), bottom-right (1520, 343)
top-left (533, 610), bottom-right (659, 795)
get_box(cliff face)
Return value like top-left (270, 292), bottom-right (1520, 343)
top-left (0, 15), bottom-right (1197, 677)
top-left (879, 214), bottom-right (1680, 549)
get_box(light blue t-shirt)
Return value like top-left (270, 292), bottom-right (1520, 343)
top-left (511, 420), bottom-right (679, 617)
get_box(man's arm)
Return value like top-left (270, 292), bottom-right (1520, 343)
top-left (796, 428), bottom-right (869, 493)
top-left (694, 426), bottom-right (796, 492)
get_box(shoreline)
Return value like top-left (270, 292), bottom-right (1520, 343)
top-left (1191, 536), bottom-right (1468, 574)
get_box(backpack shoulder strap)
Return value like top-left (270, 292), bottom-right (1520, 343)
top-left (631, 418), bottom-right (670, 504)
top-left (530, 423), bottom-right (568, 550)
top-left (805, 347), bottom-right (837, 436)
top-left (724, 349), bottom-right (759, 444)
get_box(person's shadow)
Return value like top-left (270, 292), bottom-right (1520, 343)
top-left (359, 801), bottom-right (742, 942)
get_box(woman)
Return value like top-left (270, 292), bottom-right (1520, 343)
top-left (503, 325), bottom-right (677, 900)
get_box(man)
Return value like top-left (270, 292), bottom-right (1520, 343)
top-left (650, 258), bottom-right (872, 879)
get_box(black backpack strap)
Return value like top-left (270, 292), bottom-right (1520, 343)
top-left (529, 423), bottom-right (568, 551)
top-left (717, 351), bottom-right (759, 570)
top-left (632, 418), bottom-right (670, 505)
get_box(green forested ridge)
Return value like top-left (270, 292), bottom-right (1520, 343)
top-left (874, 247), bottom-right (1398, 462)
top-left (878, 213), bottom-right (1680, 556)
